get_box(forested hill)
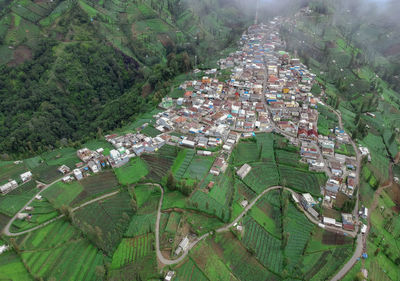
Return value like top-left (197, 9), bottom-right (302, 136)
top-left (0, 0), bottom-right (253, 158)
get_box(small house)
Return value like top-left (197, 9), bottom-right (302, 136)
top-left (20, 171), bottom-right (32, 183)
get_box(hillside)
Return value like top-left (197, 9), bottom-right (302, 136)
top-left (0, 0), bottom-right (253, 157)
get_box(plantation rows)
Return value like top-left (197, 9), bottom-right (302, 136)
top-left (215, 233), bottom-right (279, 281)
top-left (125, 213), bottom-right (156, 237)
top-left (233, 142), bottom-right (259, 165)
top-left (73, 192), bottom-right (134, 255)
top-left (142, 154), bottom-right (174, 182)
top-left (256, 133), bottom-right (275, 161)
top-left (175, 150), bottom-right (195, 180)
top-left (21, 239), bottom-right (103, 281)
top-left (111, 234), bottom-right (153, 269)
top-left (275, 149), bottom-right (301, 168)
top-left (307, 247), bottom-right (353, 281)
top-left (243, 161), bottom-right (280, 194)
top-left (21, 220), bottom-right (80, 251)
top-left (279, 165), bottom-right (327, 196)
top-left (175, 258), bottom-right (208, 281)
top-left (189, 190), bottom-right (226, 221)
top-left (284, 204), bottom-right (314, 272)
top-left (243, 217), bottom-right (284, 273)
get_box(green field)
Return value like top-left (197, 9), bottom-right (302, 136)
top-left (142, 144), bottom-right (177, 182)
top-left (279, 165), bottom-right (327, 196)
top-left (0, 180), bottom-right (37, 217)
top-left (125, 213), bottom-right (156, 237)
top-left (175, 257), bottom-right (209, 281)
top-left (242, 216), bottom-right (284, 274)
top-left (72, 170), bottom-right (119, 205)
top-left (232, 141), bottom-right (259, 165)
top-left (243, 161), bottom-right (280, 193)
top-left (18, 219), bottom-right (104, 281)
top-left (0, 161), bottom-right (28, 185)
top-left (43, 181), bottom-right (84, 208)
top-left (183, 155), bottom-right (214, 181)
top-left (141, 125), bottom-right (161, 137)
top-left (115, 158), bottom-right (149, 185)
top-left (284, 202), bottom-right (315, 275)
top-left (0, 251), bottom-right (32, 281)
top-left (73, 191), bottom-right (134, 255)
top-left (162, 191), bottom-right (187, 210)
top-left (111, 233), bottom-right (154, 269)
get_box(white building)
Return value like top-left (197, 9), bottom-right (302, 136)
top-left (0, 180), bottom-right (18, 194)
top-left (237, 164), bottom-right (251, 179)
top-left (175, 236), bottom-right (190, 256)
top-left (73, 169), bottom-right (83, 180)
top-left (20, 171), bottom-right (32, 182)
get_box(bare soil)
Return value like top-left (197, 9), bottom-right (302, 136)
top-left (7, 45), bottom-right (32, 66)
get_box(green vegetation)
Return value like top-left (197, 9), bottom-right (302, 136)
top-left (0, 251), bottom-right (32, 281)
top-left (242, 216), bottom-right (284, 274)
top-left (43, 181), bottom-right (84, 208)
top-left (0, 180), bottom-right (37, 217)
top-left (115, 158), bottom-right (149, 185)
top-left (0, 0), bottom-right (252, 158)
top-left (111, 234), bottom-right (154, 269)
top-left (73, 191), bottom-right (134, 256)
top-left (18, 219), bottom-right (105, 281)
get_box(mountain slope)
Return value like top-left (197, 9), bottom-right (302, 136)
top-left (0, 0), bottom-right (253, 157)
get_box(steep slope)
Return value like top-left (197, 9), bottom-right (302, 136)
top-left (0, 0), bottom-right (253, 157)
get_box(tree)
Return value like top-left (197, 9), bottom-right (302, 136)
top-left (59, 205), bottom-right (74, 223)
top-left (166, 173), bottom-right (176, 191)
top-left (130, 198), bottom-right (138, 212)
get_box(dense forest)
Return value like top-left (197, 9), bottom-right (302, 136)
top-left (0, 0), bottom-right (253, 157)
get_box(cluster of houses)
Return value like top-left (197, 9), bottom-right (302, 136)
top-left (0, 170), bottom-right (32, 195)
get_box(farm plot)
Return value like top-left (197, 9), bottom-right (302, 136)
top-left (242, 217), bottom-right (284, 274)
top-left (115, 158), bottom-right (149, 185)
top-left (317, 104), bottom-right (338, 136)
top-left (213, 232), bottom-right (280, 281)
top-left (125, 213), bottom-right (156, 237)
top-left (71, 170), bottom-right (119, 205)
top-left (141, 125), bottom-right (161, 137)
top-left (232, 141), bottom-right (259, 165)
top-left (209, 170), bottom-right (235, 206)
top-left (183, 155), bottom-right (214, 181)
top-left (185, 212), bottom-right (224, 236)
top-left (162, 191), bottom-right (187, 210)
top-left (256, 133), bottom-right (275, 161)
top-left (275, 149), bottom-right (303, 168)
top-left (41, 147), bottom-right (80, 168)
top-left (188, 190), bottom-right (226, 221)
top-left (279, 165), bottom-right (327, 196)
top-left (73, 191), bottom-right (134, 255)
top-left (11, 199), bottom-right (58, 232)
top-left (108, 251), bottom-right (158, 281)
top-left (141, 153), bottom-right (174, 182)
top-left (20, 220), bottom-right (80, 251)
top-left (31, 163), bottom-right (61, 183)
top-left (175, 257), bottom-right (209, 281)
top-left (305, 246), bottom-right (354, 281)
top-left (42, 181), bottom-right (83, 208)
top-left (235, 180), bottom-right (257, 201)
top-left (111, 233), bottom-right (154, 269)
top-left (0, 213), bottom-right (11, 232)
top-left (0, 251), bottom-right (32, 281)
top-left (305, 227), bottom-right (354, 253)
top-left (251, 190), bottom-right (282, 238)
top-left (243, 161), bottom-right (280, 193)
top-left (18, 219), bottom-right (104, 281)
top-left (190, 239), bottom-right (235, 281)
top-left (0, 161), bottom-right (29, 184)
top-left (173, 149), bottom-right (195, 181)
top-left (0, 181), bottom-right (38, 217)
top-left (284, 203), bottom-right (315, 274)
top-left (165, 212), bottom-right (181, 233)
top-left (21, 239), bottom-right (104, 281)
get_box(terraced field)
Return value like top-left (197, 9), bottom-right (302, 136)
top-left (111, 233), bottom-right (154, 269)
